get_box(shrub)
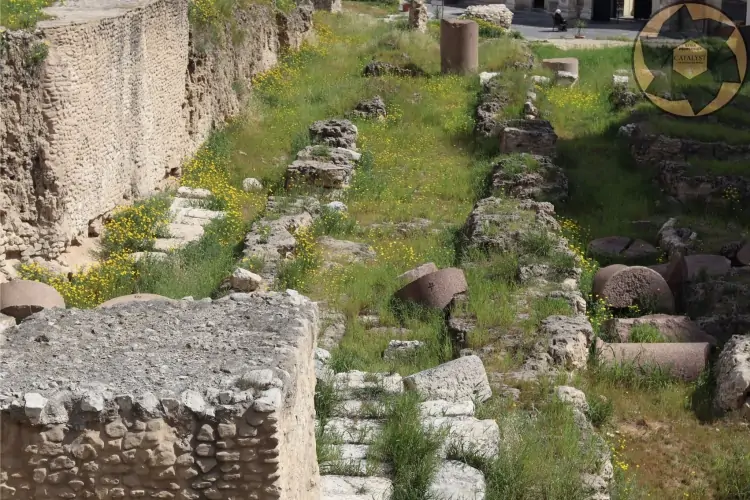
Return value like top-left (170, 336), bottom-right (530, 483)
top-left (98, 197), bottom-right (171, 259)
top-left (18, 252), bottom-right (137, 309)
top-left (0, 0), bottom-right (54, 29)
top-left (463, 16), bottom-right (507, 38)
top-left (585, 394), bottom-right (614, 428)
top-left (370, 392), bottom-right (444, 499)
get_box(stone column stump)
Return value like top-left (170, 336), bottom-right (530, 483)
top-left (440, 19), bottom-right (479, 75)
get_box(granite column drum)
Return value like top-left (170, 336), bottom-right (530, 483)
top-left (595, 339), bottom-right (712, 382)
top-left (440, 20), bottom-right (479, 75)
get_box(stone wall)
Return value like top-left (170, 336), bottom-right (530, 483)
top-left (0, 292), bottom-right (320, 500)
top-left (0, 0), bottom-right (313, 268)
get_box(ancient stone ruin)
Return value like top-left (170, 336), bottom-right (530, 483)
top-left (0, 292), bottom-right (320, 500)
top-left (0, 0), bottom-right (313, 276)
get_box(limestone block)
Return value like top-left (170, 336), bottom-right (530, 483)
top-left (424, 416), bottom-right (500, 458)
top-left (429, 461), bottom-right (486, 500)
top-left (321, 476), bottom-right (392, 499)
top-left (403, 355), bottom-right (492, 403)
top-left (230, 268), bottom-right (263, 292)
top-left (715, 335), bottom-right (750, 412)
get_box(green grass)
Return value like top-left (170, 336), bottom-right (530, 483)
top-left (370, 392), bottom-right (445, 500)
top-left (713, 442), bottom-right (750, 500)
top-left (18, 9), bottom-right (750, 499)
top-left (453, 398), bottom-right (603, 500)
top-left (133, 220), bottom-right (241, 299)
top-left (627, 323), bottom-right (666, 343)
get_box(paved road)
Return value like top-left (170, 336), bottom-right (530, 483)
top-left (426, 3), bottom-right (645, 40)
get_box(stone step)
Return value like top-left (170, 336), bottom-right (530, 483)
top-left (153, 223), bottom-right (204, 251)
top-left (420, 399), bottom-right (475, 418)
top-left (321, 476), bottom-right (392, 500)
top-left (332, 400), bottom-right (387, 419)
top-left (319, 444), bottom-right (391, 477)
top-left (423, 416), bottom-right (500, 459)
top-left (169, 205), bottom-right (225, 226)
top-left (323, 418), bottom-right (383, 444)
top-left (169, 223), bottom-right (205, 240)
top-left (429, 460), bottom-right (487, 500)
top-left (332, 371), bottom-right (403, 399)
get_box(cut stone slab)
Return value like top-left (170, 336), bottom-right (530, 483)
top-left (176, 186), bottom-right (212, 199)
top-left (315, 347), bottom-right (333, 381)
top-left (327, 201), bottom-right (348, 212)
top-left (587, 236), bottom-right (659, 265)
top-left (153, 222), bottom-right (205, 251)
top-left (429, 460), bottom-right (486, 500)
top-left (419, 399), bottom-right (475, 418)
top-left (424, 416), bottom-right (500, 458)
top-left (0, 280), bottom-right (66, 321)
top-left (169, 222), bottom-right (205, 240)
top-left (351, 96), bottom-right (387, 120)
top-left (462, 4), bottom-right (513, 28)
top-left (403, 355), bottom-right (491, 403)
top-left (555, 70), bottom-right (578, 86)
top-left (169, 204), bottom-right (225, 226)
top-left (605, 314), bottom-right (716, 344)
top-left (593, 265), bottom-right (675, 313)
top-left (333, 371), bottom-right (404, 399)
top-left (542, 57), bottom-right (579, 77)
top-left (323, 418), bottom-right (383, 444)
top-left (331, 400), bottom-right (386, 419)
top-left (714, 335), bottom-right (750, 412)
top-left (243, 212), bottom-right (314, 280)
top-left (320, 444), bottom-right (390, 477)
top-left (657, 218), bottom-right (696, 260)
top-left (491, 154), bottom-right (568, 204)
top-left (321, 476), bottom-right (392, 500)
top-left (554, 385), bottom-right (589, 414)
top-left (479, 71), bottom-right (500, 86)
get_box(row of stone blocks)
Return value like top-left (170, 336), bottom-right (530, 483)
top-left (0, 291), bottom-right (321, 499)
top-left (316, 359), bottom-right (497, 500)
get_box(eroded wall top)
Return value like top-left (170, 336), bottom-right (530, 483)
top-left (0, 291), bottom-right (318, 425)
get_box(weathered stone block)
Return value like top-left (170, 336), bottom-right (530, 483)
top-left (0, 292), bottom-right (320, 500)
top-left (403, 355), bottom-right (492, 403)
top-left (499, 119), bottom-right (558, 156)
